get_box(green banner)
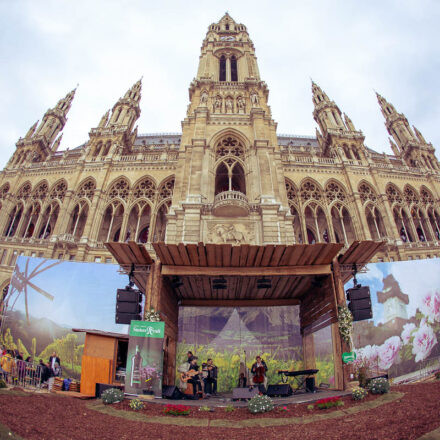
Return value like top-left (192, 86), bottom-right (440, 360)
top-left (129, 320), bottom-right (165, 338)
top-left (342, 351), bottom-right (357, 363)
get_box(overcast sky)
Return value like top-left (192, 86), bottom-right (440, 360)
top-left (0, 0), bottom-right (439, 169)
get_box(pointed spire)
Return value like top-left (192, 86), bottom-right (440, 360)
top-left (344, 113), bottom-right (356, 131)
top-left (123, 78), bottom-right (142, 102)
top-left (55, 86), bottom-right (77, 116)
top-left (25, 121), bottom-right (39, 139)
top-left (389, 137), bottom-right (400, 156)
top-left (98, 109), bottom-right (110, 128)
top-left (52, 133), bottom-right (63, 152)
top-left (413, 126), bottom-right (426, 144)
top-left (311, 80), bottom-right (330, 104)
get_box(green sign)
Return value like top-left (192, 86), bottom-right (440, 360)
top-left (129, 320), bottom-right (165, 338)
top-left (342, 351), bottom-right (357, 363)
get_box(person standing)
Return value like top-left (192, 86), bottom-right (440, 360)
top-left (251, 355), bottom-right (268, 387)
top-left (49, 351), bottom-right (61, 375)
top-left (204, 358), bottom-right (218, 395)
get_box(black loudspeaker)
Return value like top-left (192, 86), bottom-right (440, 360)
top-left (162, 385), bottom-right (183, 400)
top-left (305, 377), bottom-right (316, 393)
top-left (266, 384), bottom-right (293, 397)
top-left (95, 383), bottom-right (124, 398)
top-left (232, 387), bottom-right (259, 400)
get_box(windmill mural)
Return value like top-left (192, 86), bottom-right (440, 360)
top-left (8, 258), bottom-right (62, 324)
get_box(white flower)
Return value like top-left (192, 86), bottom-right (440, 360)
top-left (411, 322), bottom-right (438, 362)
top-left (419, 291), bottom-right (440, 323)
top-left (401, 323), bottom-right (417, 344)
top-left (377, 336), bottom-right (402, 370)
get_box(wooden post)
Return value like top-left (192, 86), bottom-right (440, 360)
top-left (331, 258), bottom-right (351, 390)
top-left (302, 332), bottom-right (316, 370)
top-left (144, 261), bottom-right (179, 386)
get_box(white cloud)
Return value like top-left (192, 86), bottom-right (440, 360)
top-left (0, 0), bottom-right (439, 168)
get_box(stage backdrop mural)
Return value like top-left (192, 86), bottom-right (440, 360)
top-left (346, 258), bottom-right (440, 381)
top-left (0, 256), bottom-right (131, 379)
top-left (177, 305), bottom-right (335, 391)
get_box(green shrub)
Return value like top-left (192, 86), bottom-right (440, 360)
top-left (435, 371), bottom-right (440, 380)
top-left (368, 378), bottom-right (390, 394)
top-left (248, 394), bottom-right (274, 414)
top-left (352, 386), bottom-right (368, 401)
top-left (224, 405), bottom-right (235, 412)
top-left (0, 379), bottom-right (7, 389)
top-left (129, 399), bottom-right (144, 411)
top-left (101, 388), bottom-right (124, 404)
top-left (199, 405), bottom-right (211, 412)
top-left (307, 404), bottom-right (314, 411)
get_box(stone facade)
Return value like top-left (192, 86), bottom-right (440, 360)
top-left (0, 13), bottom-right (439, 295)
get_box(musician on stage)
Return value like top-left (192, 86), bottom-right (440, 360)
top-left (203, 358), bottom-right (218, 396)
top-left (251, 355), bottom-right (268, 387)
top-left (184, 357), bottom-right (203, 397)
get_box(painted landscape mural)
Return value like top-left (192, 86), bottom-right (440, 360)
top-left (177, 306), bottom-right (335, 391)
top-left (0, 256), bottom-right (129, 379)
top-left (348, 258), bottom-right (440, 381)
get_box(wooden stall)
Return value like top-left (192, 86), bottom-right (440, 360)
top-left (105, 240), bottom-right (384, 391)
top-left (73, 329), bottom-right (129, 396)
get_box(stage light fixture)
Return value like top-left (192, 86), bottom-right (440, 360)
top-left (170, 276), bottom-right (183, 288)
top-left (257, 277), bottom-right (271, 289)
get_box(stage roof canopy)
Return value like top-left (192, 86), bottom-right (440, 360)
top-left (105, 240), bottom-right (384, 304)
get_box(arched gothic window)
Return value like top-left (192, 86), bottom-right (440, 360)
top-left (219, 56), bottom-right (226, 82)
top-left (216, 137), bottom-right (244, 159)
top-left (325, 181), bottom-right (346, 204)
top-left (68, 201), bottom-right (89, 239)
top-left (32, 181), bottom-right (48, 201)
top-left (231, 56), bottom-right (238, 82)
top-left (158, 177), bottom-right (175, 201)
top-left (300, 180), bottom-right (322, 202)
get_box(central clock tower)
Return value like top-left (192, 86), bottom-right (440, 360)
top-left (166, 13), bottom-right (294, 245)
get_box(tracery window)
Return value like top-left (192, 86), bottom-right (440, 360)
top-left (32, 182), bottom-right (48, 201)
top-left (0, 183), bottom-right (9, 200)
top-left (77, 179), bottom-right (96, 200)
top-left (300, 180), bottom-right (322, 202)
top-left (285, 179), bottom-right (298, 203)
top-left (216, 137), bottom-right (244, 159)
top-left (325, 181), bottom-right (346, 204)
top-left (108, 179), bottom-right (130, 200)
top-left (358, 182), bottom-right (377, 204)
top-left (49, 180), bottom-right (67, 202)
top-left (17, 183), bottom-right (31, 201)
top-left (386, 184), bottom-right (403, 205)
top-left (132, 177), bottom-right (156, 201)
top-left (403, 185), bottom-right (419, 205)
top-left (158, 178), bottom-right (175, 201)
top-left (420, 187), bottom-right (434, 206)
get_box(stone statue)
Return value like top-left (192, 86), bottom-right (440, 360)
top-left (200, 90), bottom-right (208, 106)
top-left (250, 91), bottom-right (259, 107)
top-left (237, 96), bottom-right (245, 113)
top-left (214, 96), bottom-right (222, 113)
top-left (213, 224), bottom-right (246, 245)
top-left (225, 96), bottom-right (233, 113)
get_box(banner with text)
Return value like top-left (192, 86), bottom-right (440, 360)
top-left (125, 320), bottom-right (165, 397)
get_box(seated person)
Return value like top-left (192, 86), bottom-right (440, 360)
top-left (237, 372), bottom-right (247, 388)
top-left (203, 358), bottom-right (218, 396)
top-left (186, 357), bottom-right (203, 397)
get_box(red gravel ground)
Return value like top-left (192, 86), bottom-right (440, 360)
top-left (113, 391), bottom-right (380, 419)
top-left (0, 382), bottom-right (439, 440)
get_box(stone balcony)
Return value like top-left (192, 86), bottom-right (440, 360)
top-left (212, 190), bottom-right (250, 217)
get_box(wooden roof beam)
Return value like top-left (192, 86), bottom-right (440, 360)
top-left (161, 264), bottom-right (331, 277)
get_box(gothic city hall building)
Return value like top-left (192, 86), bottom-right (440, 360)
top-left (0, 13), bottom-right (439, 294)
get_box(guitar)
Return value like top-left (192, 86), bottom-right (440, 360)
top-left (180, 369), bottom-right (200, 382)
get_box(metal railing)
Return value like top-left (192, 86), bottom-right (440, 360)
top-left (0, 356), bottom-right (42, 389)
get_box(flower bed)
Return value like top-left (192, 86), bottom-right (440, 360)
top-left (314, 396), bottom-right (344, 410)
top-left (163, 404), bottom-right (191, 416)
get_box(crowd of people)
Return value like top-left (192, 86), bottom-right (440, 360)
top-left (0, 347), bottom-right (61, 387)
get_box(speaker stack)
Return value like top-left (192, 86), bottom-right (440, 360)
top-left (266, 384), bottom-right (293, 397)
